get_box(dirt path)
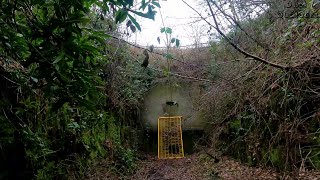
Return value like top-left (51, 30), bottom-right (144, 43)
top-left (131, 154), bottom-right (275, 180)
top-left (88, 152), bottom-right (320, 180)
top-left (131, 153), bottom-right (320, 180)
top-left (132, 154), bottom-right (210, 180)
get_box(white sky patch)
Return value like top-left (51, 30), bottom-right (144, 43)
top-left (127, 0), bottom-right (210, 47)
top-left (119, 0), bottom-right (270, 48)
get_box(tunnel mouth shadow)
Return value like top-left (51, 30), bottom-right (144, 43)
top-left (142, 130), bottom-right (205, 156)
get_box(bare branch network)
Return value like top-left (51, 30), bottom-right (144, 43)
top-left (182, 0), bottom-right (289, 70)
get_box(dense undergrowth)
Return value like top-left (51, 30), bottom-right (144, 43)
top-left (0, 0), bottom-right (157, 179)
top-left (200, 2), bottom-right (320, 173)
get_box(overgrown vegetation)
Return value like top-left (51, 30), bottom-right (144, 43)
top-left (0, 0), bottom-right (159, 179)
top-left (0, 0), bottom-right (319, 179)
top-left (196, 0), bottom-right (320, 173)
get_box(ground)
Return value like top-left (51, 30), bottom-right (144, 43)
top-left (131, 154), bottom-right (279, 180)
top-left (88, 152), bottom-right (320, 180)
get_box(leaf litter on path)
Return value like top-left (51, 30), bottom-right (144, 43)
top-left (131, 153), bottom-right (320, 180)
top-left (88, 152), bottom-right (320, 180)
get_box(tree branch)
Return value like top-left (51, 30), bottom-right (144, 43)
top-left (182, 0), bottom-right (288, 70)
top-left (212, 1), bottom-right (270, 50)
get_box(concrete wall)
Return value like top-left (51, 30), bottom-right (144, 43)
top-left (141, 82), bottom-right (205, 131)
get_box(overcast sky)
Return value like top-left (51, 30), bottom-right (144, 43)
top-left (126, 0), bottom-right (210, 47)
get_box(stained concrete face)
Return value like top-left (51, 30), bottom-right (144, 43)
top-left (142, 82), bottom-right (205, 131)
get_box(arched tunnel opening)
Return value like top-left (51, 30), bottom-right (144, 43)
top-left (140, 82), bottom-right (207, 157)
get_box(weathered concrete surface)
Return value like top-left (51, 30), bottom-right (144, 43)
top-left (142, 82), bottom-right (205, 131)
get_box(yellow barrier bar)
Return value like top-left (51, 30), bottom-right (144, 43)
top-left (158, 115), bottom-right (160, 159)
top-left (179, 117), bottom-right (184, 157)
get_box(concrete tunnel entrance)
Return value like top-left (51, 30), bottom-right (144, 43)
top-left (141, 82), bottom-right (206, 154)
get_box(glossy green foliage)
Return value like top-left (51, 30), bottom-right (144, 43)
top-left (0, 0), bottom-right (158, 178)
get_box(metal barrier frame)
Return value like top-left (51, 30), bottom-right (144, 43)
top-left (158, 116), bottom-right (184, 159)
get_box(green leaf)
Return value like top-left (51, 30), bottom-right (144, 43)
top-left (125, 0), bottom-right (134, 7)
top-left (31, 77), bottom-right (38, 83)
top-left (53, 52), bottom-right (65, 64)
top-left (171, 38), bottom-right (176, 43)
top-left (147, 5), bottom-right (156, 20)
top-left (160, 27), bottom-right (165, 33)
top-left (16, 33), bottom-right (23, 37)
top-left (128, 14), bottom-right (141, 31)
top-left (163, 68), bottom-right (169, 76)
top-left (115, 9), bottom-right (128, 23)
top-left (68, 122), bottom-right (80, 129)
top-left (5, 42), bottom-right (11, 48)
top-left (175, 39), bottom-right (180, 47)
top-left (132, 10), bottom-right (155, 20)
top-left (165, 27), bottom-right (172, 34)
top-left (164, 53), bottom-right (173, 59)
top-left (151, 0), bottom-right (161, 8)
top-left (140, 0), bottom-right (148, 10)
top-left (102, 1), bottom-right (110, 13)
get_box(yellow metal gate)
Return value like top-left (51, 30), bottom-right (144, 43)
top-left (158, 116), bottom-right (184, 159)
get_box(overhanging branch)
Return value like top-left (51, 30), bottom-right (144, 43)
top-left (182, 0), bottom-right (288, 70)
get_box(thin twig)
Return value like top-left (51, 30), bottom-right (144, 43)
top-left (212, 1), bottom-right (270, 50)
top-left (182, 0), bottom-right (288, 70)
top-left (1, 75), bottom-right (19, 85)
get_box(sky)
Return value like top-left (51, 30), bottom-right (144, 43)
top-left (126, 0), bottom-right (210, 48)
